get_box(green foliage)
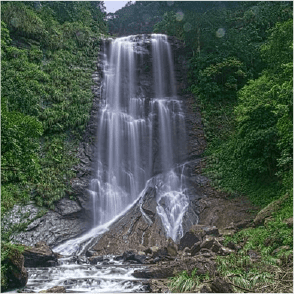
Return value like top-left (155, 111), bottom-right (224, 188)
top-left (33, 136), bottom-right (79, 209)
top-left (192, 57), bottom-right (247, 102)
top-left (1, 1), bottom-right (106, 214)
top-left (1, 97), bottom-right (43, 182)
top-left (218, 191), bottom-right (293, 292)
top-left (169, 269), bottom-right (210, 293)
top-left (153, 11), bottom-right (184, 39)
top-left (1, 242), bottom-right (25, 291)
top-left (1, 1), bottom-right (46, 41)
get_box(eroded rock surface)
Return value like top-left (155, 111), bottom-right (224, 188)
top-left (89, 187), bottom-right (168, 255)
top-left (11, 208), bottom-right (89, 248)
top-left (23, 241), bottom-right (59, 267)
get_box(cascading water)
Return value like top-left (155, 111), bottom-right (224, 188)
top-left (89, 34), bottom-right (188, 240)
top-left (23, 34), bottom-right (191, 293)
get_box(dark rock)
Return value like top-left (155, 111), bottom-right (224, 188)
top-left (220, 247), bottom-right (234, 256)
top-left (189, 224), bottom-right (219, 239)
top-left (85, 249), bottom-right (97, 257)
top-left (210, 278), bottom-right (233, 293)
top-left (1, 203), bottom-right (42, 233)
top-left (152, 247), bottom-right (168, 259)
top-left (134, 255), bottom-right (216, 279)
top-left (234, 219), bottom-right (251, 230)
top-left (77, 255), bottom-right (88, 264)
top-left (23, 241), bottom-right (58, 267)
top-left (114, 255), bottom-right (124, 261)
top-left (39, 286), bottom-right (66, 293)
top-left (1, 245), bottom-right (28, 291)
top-left (200, 236), bottom-right (215, 250)
top-left (55, 198), bottom-right (82, 216)
top-left (226, 241), bottom-right (237, 250)
top-left (179, 231), bottom-right (201, 250)
top-left (88, 255), bottom-right (104, 264)
top-left (190, 241), bottom-right (201, 256)
top-left (123, 251), bottom-right (146, 264)
top-left (166, 238), bottom-right (178, 256)
top-left (210, 240), bottom-right (222, 254)
top-left (200, 285), bottom-right (212, 293)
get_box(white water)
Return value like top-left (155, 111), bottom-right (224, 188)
top-left (85, 34), bottom-right (189, 243)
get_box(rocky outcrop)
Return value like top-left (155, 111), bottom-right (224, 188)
top-left (23, 242), bottom-right (59, 267)
top-left (9, 199), bottom-right (91, 248)
top-left (253, 193), bottom-right (290, 227)
top-left (1, 245), bottom-right (28, 291)
top-left (88, 186), bottom-right (168, 256)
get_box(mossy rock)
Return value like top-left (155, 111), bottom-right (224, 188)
top-left (253, 193), bottom-right (290, 227)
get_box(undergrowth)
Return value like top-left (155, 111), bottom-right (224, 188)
top-left (168, 269), bottom-right (210, 293)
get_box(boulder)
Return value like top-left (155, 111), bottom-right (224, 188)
top-left (152, 247), bottom-right (168, 258)
top-left (1, 245), bottom-right (28, 291)
top-left (178, 231), bottom-right (201, 250)
top-left (253, 193), bottom-right (289, 227)
top-left (200, 285), bottom-right (212, 293)
top-left (23, 241), bottom-right (58, 267)
top-left (283, 217), bottom-right (293, 228)
top-left (200, 236), bottom-right (215, 250)
top-left (166, 238), bottom-right (178, 256)
top-left (210, 278), bottom-right (233, 293)
top-left (220, 247), bottom-right (234, 256)
top-left (192, 224), bottom-right (219, 237)
top-left (234, 219), bottom-right (251, 230)
top-left (210, 240), bottom-right (223, 254)
top-left (39, 286), bottom-right (66, 293)
top-left (123, 251), bottom-right (146, 264)
top-left (133, 255), bottom-right (216, 279)
top-left (190, 241), bottom-right (201, 256)
top-left (88, 255), bottom-right (104, 264)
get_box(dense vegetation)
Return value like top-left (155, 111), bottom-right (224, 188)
top-left (107, 1), bottom-right (239, 37)
top-left (1, 1), bottom-right (107, 289)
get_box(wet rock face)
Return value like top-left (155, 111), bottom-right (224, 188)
top-left (89, 186), bottom-right (168, 255)
top-left (11, 209), bottom-right (89, 248)
top-left (1, 245), bottom-right (28, 291)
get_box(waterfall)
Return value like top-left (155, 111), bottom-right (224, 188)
top-left (87, 34), bottom-right (188, 241)
top-left (24, 34), bottom-right (191, 293)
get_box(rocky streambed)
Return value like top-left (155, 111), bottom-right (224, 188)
top-left (16, 221), bottom-right (252, 293)
top-left (5, 166), bottom-right (259, 293)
